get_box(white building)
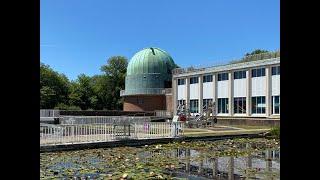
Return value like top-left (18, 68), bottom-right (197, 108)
top-left (172, 52), bottom-right (280, 119)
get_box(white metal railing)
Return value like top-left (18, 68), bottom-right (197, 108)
top-left (155, 110), bottom-right (173, 117)
top-left (40, 122), bottom-right (185, 146)
top-left (40, 109), bottom-right (60, 117)
top-left (60, 116), bottom-right (151, 125)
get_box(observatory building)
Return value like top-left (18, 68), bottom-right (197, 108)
top-left (121, 47), bottom-right (280, 121)
top-left (120, 47), bottom-right (177, 111)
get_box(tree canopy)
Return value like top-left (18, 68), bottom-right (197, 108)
top-left (40, 56), bottom-right (128, 110)
top-left (229, 49), bottom-right (271, 64)
top-left (245, 49), bottom-right (269, 56)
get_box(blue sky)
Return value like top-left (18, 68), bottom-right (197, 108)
top-left (41, 0), bottom-right (279, 80)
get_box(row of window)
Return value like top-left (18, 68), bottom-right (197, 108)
top-left (177, 66), bottom-right (280, 85)
top-left (179, 95), bottom-right (280, 114)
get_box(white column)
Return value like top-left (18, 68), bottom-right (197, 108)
top-left (246, 69), bottom-right (251, 116)
top-left (199, 76), bottom-right (203, 114)
top-left (186, 77), bottom-right (190, 111)
top-left (266, 66), bottom-right (272, 117)
top-left (173, 78), bottom-right (178, 115)
top-left (213, 74), bottom-right (217, 115)
top-left (228, 72), bottom-right (233, 116)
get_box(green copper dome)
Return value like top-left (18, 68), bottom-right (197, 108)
top-left (123, 47), bottom-right (176, 96)
top-left (127, 47), bottom-right (175, 75)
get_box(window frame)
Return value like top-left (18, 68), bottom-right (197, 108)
top-left (251, 96), bottom-right (266, 114)
top-left (272, 95), bottom-right (280, 114)
top-left (203, 75), bottom-right (213, 83)
top-left (234, 70), bottom-right (247, 80)
top-left (218, 73), bottom-right (229, 81)
top-left (190, 77), bottom-right (199, 84)
top-left (190, 99), bottom-right (199, 113)
top-left (233, 97), bottom-right (246, 114)
top-left (272, 66), bottom-right (280, 76)
top-left (252, 68), bottom-right (266, 77)
top-left (177, 78), bottom-right (185, 85)
top-left (218, 98), bottom-right (229, 114)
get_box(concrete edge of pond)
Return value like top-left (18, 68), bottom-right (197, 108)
top-left (40, 133), bottom-right (266, 153)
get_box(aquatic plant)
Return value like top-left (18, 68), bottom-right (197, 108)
top-left (40, 138), bottom-right (280, 179)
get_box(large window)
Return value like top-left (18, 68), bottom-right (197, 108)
top-left (178, 78), bottom-right (185, 85)
top-left (203, 99), bottom-right (213, 109)
top-left (252, 96), bottom-right (266, 114)
top-left (252, 68), bottom-right (266, 77)
top-left (234, 97), bottom-right (246, 114)
top-left (203, 75), bottom-right (213, 83)
top-left (272, 66), bottom-right (280, 75)
top-left (218, 73), bottom-right (229, 81)
top-left (218, 98), bottom-right (229, 114)
top-left (190, 99), bottom-right (199, 113)
top-left (190, 77), bottom-right (199, 84)
top-left (272, 96), bottom-right (280, 114)
top-left (234, 70), bottom-right (246, 79)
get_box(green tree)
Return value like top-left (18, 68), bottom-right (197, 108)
top-left (68, 74), bottom-right (98, 110)
top-left (100, 56), bottom-right (128, 110)
top-left (245, 49), bottom-right (269, 56)
top-left (90, 75), bottom-right (111, 110)
top-left (40, 63), bottom-right (70, 108)
top-left (229, 49), bottom-right (271, 64)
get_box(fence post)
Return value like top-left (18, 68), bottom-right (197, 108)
top-left (134, 123), bottom-right (137, 139)
top-left (104, 123), bottom-right (107, 142)
top-left (71, 125), bottom-right (74, 144)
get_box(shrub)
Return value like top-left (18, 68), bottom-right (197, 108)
top-left (54, 103), bottom-right (81, 110)
top-left (269, 126), bottom-right (280, 138)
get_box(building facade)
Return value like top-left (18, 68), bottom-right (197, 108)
top-left (172, 54), bottom-right (280, 118)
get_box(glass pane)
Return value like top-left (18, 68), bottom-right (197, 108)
top-left (234, 72), bottom-right (238, 79)
top-left (225, 98), bottom-right (229, 113)
top-left (272, 67), bottom-right (276, 75)
top-left (243, 98), bottom-right (246, 113)
top-left (252, 97), bottom-right (256, 114)
top-left (252, 69), bottom-right (256, 77)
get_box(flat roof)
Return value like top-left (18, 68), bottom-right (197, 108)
top-left (173, 57), bottom-right (280, 78)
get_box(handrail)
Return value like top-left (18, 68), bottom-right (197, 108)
top-left (40, 122), bottom-right (185, 145)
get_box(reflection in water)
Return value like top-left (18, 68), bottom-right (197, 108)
top-left (228, 156), bottom-right (234, 180)
top-left (161, 146), bottom-right (280, 180)
top-left (42, 141), bottom-right (280, 180)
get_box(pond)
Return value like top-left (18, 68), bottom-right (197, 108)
top-left (40, 138), bottom-right (280, 179)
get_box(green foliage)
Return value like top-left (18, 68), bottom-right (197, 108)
top-left (40, 138), bottom-right (280, 179)
top-left (54, 103), bottom-right (81, 110)
top-left (40, 63), bottom-right (70, 109)
top-left (40, 56), bottom-right (128, 110)
top-left (269, 126), bottom-right (280, 138)
top-left (245, 49), bottom-right (269, 56)
top-left (100, 56), bottom-right (128, 110)
top-left (229, 49), bottom-right (271, 64)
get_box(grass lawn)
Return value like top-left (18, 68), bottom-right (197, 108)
top-left (184, 129), bottom-right (270, 137)
top-left (226, 125), bottom-right (272, 130)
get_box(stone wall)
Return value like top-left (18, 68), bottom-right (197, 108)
top-left (123, 95), bottom-right (166, 111)
top-left (216, 117), bottom-right (280, 127)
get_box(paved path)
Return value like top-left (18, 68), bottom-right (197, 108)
top-left (183, 125), bottom-right (270, 137)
